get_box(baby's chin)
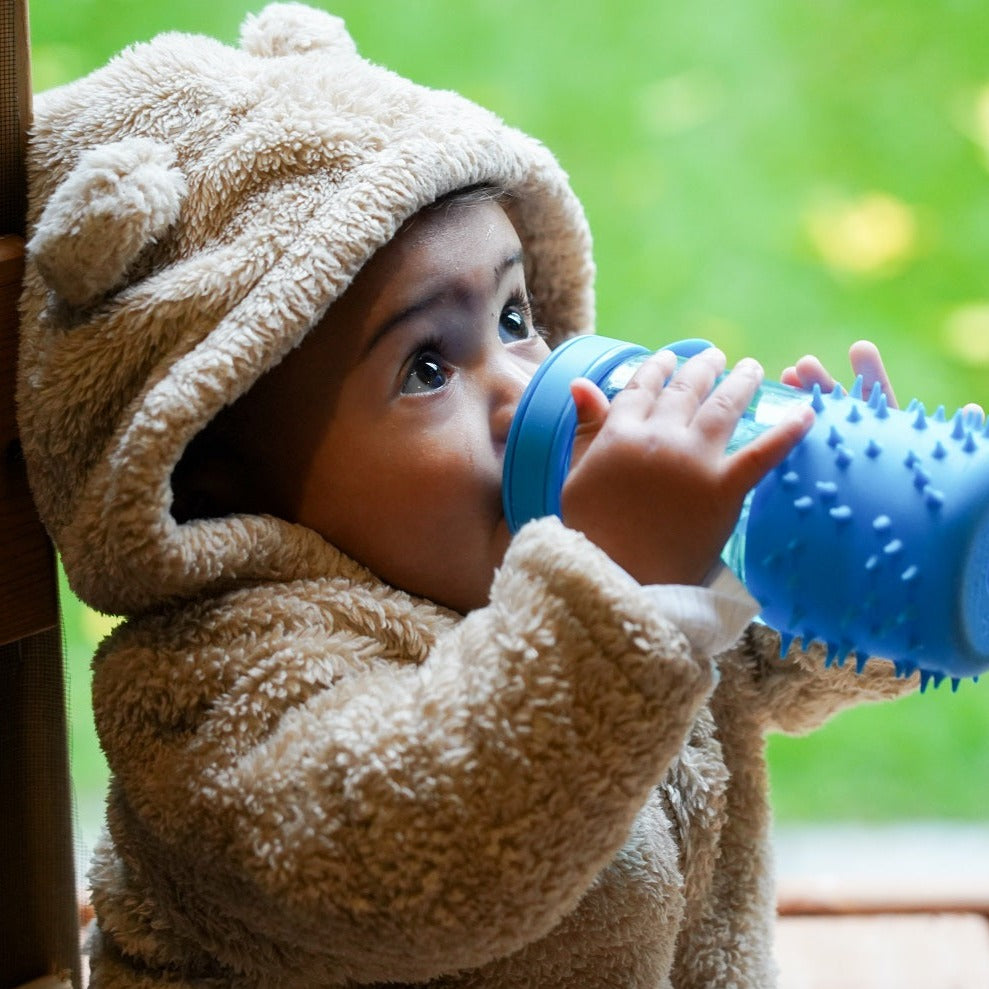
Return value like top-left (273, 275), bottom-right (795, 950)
top-left (446, 524), bottom-right (514, 615)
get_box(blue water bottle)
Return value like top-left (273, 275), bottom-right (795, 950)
top-left (502, 334), bottom-right (989, 686)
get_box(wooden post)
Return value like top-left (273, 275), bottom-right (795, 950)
top-left (0, 235), bottom-right (58, 644)
top-left (0, 1), bottom-right (81, 985)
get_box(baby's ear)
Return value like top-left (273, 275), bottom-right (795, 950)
top-left (28, 137), bottom-right (186, 308)
top-left (239, 3), bottom-right (358, 58)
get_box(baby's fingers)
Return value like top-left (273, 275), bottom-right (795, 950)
top-left (961, 402), bottom-right (985, 424)
top-left (611, 348), bottom-right (679, 412)
top-left (781, 355), bottom-right (835, 394)
top-left (569, 377), bottom-right (611, 466)
top-left (617, 347), bottom-right (726, 422)
top-left (849, 340), bottom-right (898, 409)
top-left (654, 347), bottom-right (726, 421)
top-left (725, 404), bottom-right (815, 496)
top-left (692, 357), bottom-right (765, 445)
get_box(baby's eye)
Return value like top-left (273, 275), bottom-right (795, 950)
top-left (402, 351), bottom-right (450, 394)
top-left (498, 301), bottom-right (532, 343)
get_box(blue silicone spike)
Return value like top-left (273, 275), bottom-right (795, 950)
top-left (907, 398), bottom-right (920, 413)
top-left (933, 405), bottom-right (946, 422)
top-left (827, 425), bottom-right (843, 448)
top-left (832, 382), bottom-right (846, 400)
top-left (810, 383), bottom-right (825, 413)
top-left (951, 410), bottom-right (966, 440)
top-left (963, 431), bottom-right (978, 454)
top-left (855, 653), bottom-right (868, 674)
top-left (925, 488), bottom-right (944, 510)
top-left (778, 632), bottom-right (794, 658)
top-left (867, 382), bottom-right (882, 408)
top-left (850, 374), bottom-right (864, 400)
top-left (872, 514), bottom-right (892, 533)
top-left (932, 440), bottom-right (947, 460)
top-left (912, 405), bottom-right (928, 430)
top-left (875, 393), bottom-right (889, 419)
top-left (835, 447), bottom-right (854, 469)
top-left (951, 678), bottom-right (961, 692)
top-left (866, 439), bottom-right (883, 458)
top-left (920, 670), bottom-right (932, 693)
top-left (847, 404), bottom-right (863, 424)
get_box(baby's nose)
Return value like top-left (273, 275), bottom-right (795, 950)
top-left (490, 357), bottom-right (536, 441)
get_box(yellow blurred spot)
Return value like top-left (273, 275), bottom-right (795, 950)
top-left (804, 192), bottom-right (918, 276)
top-left (80, 607), bottom-right (122, 647)
top-left (942, 303), bottom-right (989, 366)
top-left (965, 84), bottom-right (989, 162)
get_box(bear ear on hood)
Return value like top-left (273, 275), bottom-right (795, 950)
top-left (239, 2), bottom-right (358, 58)
top-left (27, 137), bottom-right (187, 308)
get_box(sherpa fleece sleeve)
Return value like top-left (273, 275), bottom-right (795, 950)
top-left (91, 516), bottom-right (713, 984)
top-left (716, 621), bottom-right (918, 735)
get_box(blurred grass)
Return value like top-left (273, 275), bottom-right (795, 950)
top-left (31, 0), bottom-right (989, 830)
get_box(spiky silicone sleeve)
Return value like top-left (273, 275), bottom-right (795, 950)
top-left (746, 381), bottom-right (989, 686)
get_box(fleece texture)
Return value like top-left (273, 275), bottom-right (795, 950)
top-left (15, 5), bottom-right (916, 987)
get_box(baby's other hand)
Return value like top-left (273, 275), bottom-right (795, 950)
top-left (781, 340), bottom-right (899, 408)
top-left (782, 339), bottom-right (985, 422)
top-left (560, 348), bottom-right (814, 587)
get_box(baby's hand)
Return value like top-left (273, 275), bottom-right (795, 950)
top-left (782, 339), bottom-right (985, 422)
top-left (560, 348), bottom-right (814, 587)
top-left (781, 340), bottom-right (899, 408)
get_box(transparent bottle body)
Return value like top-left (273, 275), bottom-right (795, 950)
top-left (599, 354), bottom-right (812, 582)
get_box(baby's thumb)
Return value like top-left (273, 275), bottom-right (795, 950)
top-left (569, 377), bottom-right (610, 463)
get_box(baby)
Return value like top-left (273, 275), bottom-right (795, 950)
top-left (17, 6), bottom-right (914, 987)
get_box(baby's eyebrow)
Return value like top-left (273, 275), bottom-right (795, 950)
top-left (363, 248), bottom-right (525, 358)
top-left (495, 248), bottom-right (525, 282)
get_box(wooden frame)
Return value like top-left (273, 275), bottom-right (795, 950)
top-left (0, 1), bottom-right (81, 986)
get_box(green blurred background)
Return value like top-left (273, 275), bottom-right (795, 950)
top-left (28, 0), bottom-right (989, 847)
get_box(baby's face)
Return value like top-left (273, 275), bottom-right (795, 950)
top-left (266, 198), bottom-right (550, 612)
